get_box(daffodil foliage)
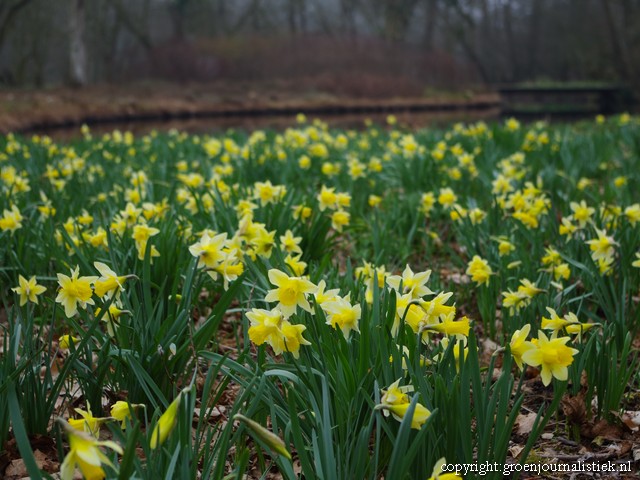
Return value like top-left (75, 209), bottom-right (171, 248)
top-left (1, 114), bottom-right (639, 479)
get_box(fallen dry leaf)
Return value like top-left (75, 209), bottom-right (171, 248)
top-left (509, 444), bottom-right (524, 459)
top-left (584, 419), bottom-right (625, 440)
top-left (4, 449), bottom-right (59, 479)
top-left (620, 411), bottom-right (640, 432)
top-left (562, 392), bottom-right (587, 425)
top-left (515, 412), bottom-right (538, 436)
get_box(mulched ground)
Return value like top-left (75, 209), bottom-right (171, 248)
top-left (0, 80), bottom-right (499, 135)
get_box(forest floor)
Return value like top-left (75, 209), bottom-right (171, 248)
top-left (0, 80), bottom-right (499, 135)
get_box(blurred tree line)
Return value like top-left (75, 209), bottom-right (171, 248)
top-left (1, 0), bottom-right (639, 91)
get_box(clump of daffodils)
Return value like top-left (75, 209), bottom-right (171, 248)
top-left (189, 230), bottom-right (245, 288)
top-left (585, 228), bottom-right (617, 275)
top-left (501, 278), bottom-right (544, 314)
top-left (55, 263), bottom-right (134, 318)
top-left (247, 307), bottom-right (311, 358)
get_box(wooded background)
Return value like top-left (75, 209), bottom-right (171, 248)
top-left (1, 0), bottom-right (638, 94)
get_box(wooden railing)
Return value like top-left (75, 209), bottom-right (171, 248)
top-left (498, 84), bottom-right (633, 116)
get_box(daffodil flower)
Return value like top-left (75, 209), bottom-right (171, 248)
top-left (377, 379), bottom-right (430, 430)
top-left (522, 330), bottom-right (578, 386)
top-left (58, 334), bottom-right (80, 350)
top-left (68, 402), bottom-right (110, 438)
top-left (428, 458), bottom-right (463, 480)
top-left (264, 269), bottom-right (316, 318)
top-left (247, 307), bottom-right (311, 358)
top-left (323, 293), bottom-right (362, 339)
top-left (386, 264), bottom-right (433, 299)
top-left (508, 324), bottom-right (534, 370)
top-left (93, 262), bottom-right (134, 299)
top-left (235, 414), bottom-right (291, 460)
top-left (423, 314), bottom-right (470, 337)
top-left (59, 419), bottom-right (123, 480)
top-left (465, 255), bottom-right (493, 286)
top-left (12, 275), bottom-right (46, 306)
top-left (56, 266), bottom-right (98, 318)
top-left (110, 400), bottom-right (144, 428)
top-left (150, 387), bottom-right (190, 449)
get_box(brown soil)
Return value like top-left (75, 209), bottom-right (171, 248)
top-left (0, 80), bottom-right (499, 134)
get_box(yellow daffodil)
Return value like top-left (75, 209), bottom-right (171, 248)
top-left (541, 307), bottom-right (575, 332)
top-left (292, 204), bottom-right (312, 221)
top-left (234, 414), bottom-right (291, 459)
top-left (150, 387), bottom-right (190, 449)
top-left (509, 324), bottom-right (534, 370)
top-left (279, 229), bottom-right (302, 255)
top-left (494, 236), bottom-right (515, 256)
top-left (323, 294), bottom-right (362, 339)
top-left (586, 228), bottom-right (617, 262)
top-left (249, 226), bottom-right (276, 258)
top-left (377, 379), bottom-right (430, 430)
top-left (212, 252), bottom-right (244, 290)
top-left (264, 269), bottom-right (316, 318)
top-left (132, 223), bottom-right (160, 260)
top-left (58, 334), bottom-right (80, 350)
top-left (438, 337), bottom-right (469, 370)
top-left (437, 187), bottom-right (457, 208)
top-left (93, 262), bottom-right (133, 298)
top-left (247, 307), bottom-right (311, 358)
top-left (428, 458), bottom-right (463, 480)
top-left (394, 293), bottom-right (427, 337)
top-left (317, 185), bottom-right (338, 211)
top-left (570, 200), bottom-right (595, 227)
top-left (110, 400), bottom-right (144, 428)
top-left (423, 314), bottom-right (470, 337)
top-left (12, 275), bottom-right (46, 306)
top-left (0, 205), bottom-right (23, 232)
top-left (386, 265), bottom-right (433, 299)
top-left (331, 209), bottom-right (350, 232)
top-left (59, 419), bottom-right (123, 480)
top-left (522, 331), bottom-right (578, 386)
top-left (624, 204), bottom-right (640, 225)
top-left (466, 255), bottom-right (493, 286)
top-left (284, 254), bottom-right (307, 276)
top-left (68, 403), bottom-right (109, 437)
top-left (313, 280), bottom-right (340, 305)
top-left (501, 289), bottom-right (529, 314)
top-left (189, 231), bottom-right (228, 272)
top-left (368, 194), bottom-right (382, 207)
top-left (56, 266), bottom-right (98, 317)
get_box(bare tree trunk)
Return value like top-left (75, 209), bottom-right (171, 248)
top-left (0, 0), bottom-right (34, 55)
top-left (444, 0), bottom-right (490, 83)
top-left (383, 0), bottom-right (419, 43)
top-left (423, 0), bottom-right (439, 50)
top-left (110, 0), bottom-right (153, 52)
top-left (298, 0), bottom-right (307, 33)
top-left (502, 2), bottom-right (518, 82)
top-left (340, 0), bottom-right (358, 37)
top-left (527, 0), bottom-right (543, 79)
top-left (169, 0), bottom-right (186, 40)
top-left (600, 0), bottom-right (633, 81)
top-left (69, 0), bottom-right (87, 86)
